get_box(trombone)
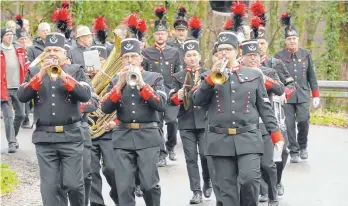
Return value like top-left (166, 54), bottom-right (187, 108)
top-left (210, 58), bottom-right (229, 85)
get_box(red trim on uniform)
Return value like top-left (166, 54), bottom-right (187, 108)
top-left (264, 76), bottom-right (279, 90)
top-left (205, 75), bottom-right (215, 86)
top-left (63, 75), bottom-right (77, 92)
top-left (285, 86), bottom-right (296, 100)
top-left (312, 90), bottom-right (319, 98)
top-left (109, 88), bottom-right (122, 103)
top-left (80, 103), bottom-right (85, 113)
top-left (113, 118), bottom-right (120, 125)
top-left (139, 84), bottom-right (154, 101)
top-left (170, 93), bottom-right (183, 105)
top-left (26, 74), bottom-right (42, 91)
top-left (271, 131), bottom-right (283, 144)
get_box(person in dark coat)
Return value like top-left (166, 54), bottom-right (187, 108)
top-left (142, 7), bottom-right (182, 166)
top-left (275, 13), bottom-right (320, 163)
top-left (17, 32), bottom-right (91, 206)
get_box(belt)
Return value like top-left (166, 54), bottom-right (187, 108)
top-left (119, 122), bottom-right (158, 130)
top-left (36, 122), bottom-right (81, 133)
top-left (208, 124), bottom-right (258, 135)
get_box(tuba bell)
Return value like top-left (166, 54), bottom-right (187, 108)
top-left (210, 58), bottom-right (229, 85)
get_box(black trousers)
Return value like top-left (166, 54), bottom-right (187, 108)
top-left (90, 136), bottom-right (118, 206)
top-left (35, 141), bottom-right (85, 206)
top-left (180, 129), bottom-right (210, 192)
top-left (158, 107), bottom-right (178, 158)
top-left (283, 102), bottom-right (310, 155)
top-left (259, 134), bottom-right (278, 201)
top-left (114, 147), bottom-right (161, 206)
top-left (212, 154), bottom-right (261, 206)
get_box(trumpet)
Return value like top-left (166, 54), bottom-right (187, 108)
top-left (126, 66), bottom-right (141, 87)
top-left (210, 58), bottom-right (229, 85)
top-left (46, 58), bottom-right (62, 81)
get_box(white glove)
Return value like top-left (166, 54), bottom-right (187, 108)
top-left (280, 93), bottom-right (287, 105)
top-left (273, 141), bottom-right (284, 162)
top-left (312, 97), bottom-right (320, 108)
top-left (178, 89), bottom-right (184, 101)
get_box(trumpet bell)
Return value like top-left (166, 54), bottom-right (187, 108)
top-left (47, 66), bottom-right (62, 81)
top-left (126, 67), bottom-right (141, 87)
top-left (210, 71), bottom-right (229, 85)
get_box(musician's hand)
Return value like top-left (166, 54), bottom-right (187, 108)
top-left (280, 93), bottom-right (287, 105)
top-left (115, 66), bottom-right (129, 90)
top-left (103, 121), bottom-right (117, 132)
top-left (211, 58), bottom-right (226, 73)
top-left (137, 72), bottom-right (145, 89)
top-left (59, 70), bottom-right (69, 83)
top-left (178, 88), bottom-right (184, 100)
top-left (38, 58), bottom-right (53, 80)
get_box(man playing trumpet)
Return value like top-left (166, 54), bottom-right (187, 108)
top-left (192, 23), bottom-right (284, 206)
top-left (17, 32), bottom-right (91, 206)
top-left (101, 16), bottom-right (166, 206)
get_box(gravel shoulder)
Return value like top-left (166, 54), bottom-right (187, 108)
top-left (1, 154), bottom-right (42, 206)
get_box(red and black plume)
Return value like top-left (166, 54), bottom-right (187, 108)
top-left (123, 14), bottom-right (138, 37)
top-left (136, 18), bottom-right (148, 41)
top-left (223, 18), bottom-right (233, 31)
top-left (280, 12), bottom-right (291, 27)
top-left (188, 16), bottom-right (201, 39)
top-left (177, 6), bottom-right (187, 18)
top-left (93, 16), bottom-right (108, 44)
top-left (154, 7), bottom-right (166, 20)
top-left (251, 0), bottom-right (266, 26)
top-left (230, 1), bottom-right (247, 32)
top-left (61, 1), bottom-right (70, 9)
top-left (52, 7), bottom-right (73, 33)
top-left (15, 14), bottom-right (23, 29)
top-left (250, 16), bottom-right (262, 39)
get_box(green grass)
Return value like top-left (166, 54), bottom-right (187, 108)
top-left (0, 164), bottom-right (19, 194)
top-left (310, 109), bottom-right (348, 128)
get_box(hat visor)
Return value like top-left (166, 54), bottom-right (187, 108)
top-left (175, 25), bottom-right (188, 30)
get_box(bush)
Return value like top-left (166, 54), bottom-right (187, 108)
top-left (310, 109), bottom-right (348, 128)
top-left (0, 164), bottom-right (19, 194)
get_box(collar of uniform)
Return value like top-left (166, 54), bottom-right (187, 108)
top-left (261, 55), bottom-right (268, 64)
top-left (77, 43), bottom-right (90, 50)
top-left (286, 47), bottom-right (300, 58)
top-left (154, 43), bottom-right (166, 51)
top-left (186, 67), bottom-right (201, 73)
top-left (176, 38), bottom-right (185, 45)
top-left (226, 64), bottom-right (241, 73)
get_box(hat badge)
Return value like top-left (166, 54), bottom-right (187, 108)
top-left (186, 43), bottom-right (195, 50)
top-left (219, 35), bottom-right (228, 43)
top-left (50, 35), bottom-right (58, 44)
top-left (20, 31), bottom-right (27, 36)
top-left (124, 42), bottom-right (134, 50)
top-left (287, 29), bottom-right (296, 36)
top-left (248, 45), bottom-right (257, 51)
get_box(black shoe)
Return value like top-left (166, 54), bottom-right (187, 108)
top-left (268, 200), bottom-right (279, 206)
top-left (290, 154), bottom-right (300, 163)
top-left (8, 144), bottom-right (17, 153)
top-left (157, 157), bottom-right (167, 167)
top-left (259, 194), bottom-right (268, 202)
top-left (134, 185), bottom-right (143, 197)
top-left (300, 149), bottom-right (308, 159)
top-left (189, 191), bottom-right (202, 204)
top-left (277, 183), bottom-right (284, 196)
top-left (21, 120), bottom-right (31, 128)
top-left (203, 181), bottom-right (212, 198)
top-left (168, 150), bottom-right (177, 161)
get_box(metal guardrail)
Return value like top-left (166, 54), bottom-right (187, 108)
top-left (318, 80), bottom-right (348, 98)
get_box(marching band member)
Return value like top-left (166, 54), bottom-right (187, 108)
top-left (275, 13), bottom-right (320, 163)
top-left (18, 32), bottom-right (91, 206)
top-left (169, 16), bottom-right (212, 204)
top-left (142, 7), bottom-right (182, 166)
top-left (192, 3), bottom-right (284, 205)
top-left (101, 15), bottom-right (165, 206)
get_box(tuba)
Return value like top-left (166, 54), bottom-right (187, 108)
top-left (88, 27), bottom-right (127, 139)
top-left (210, 58), bottom-right (229, 85)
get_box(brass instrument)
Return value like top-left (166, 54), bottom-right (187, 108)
top-left (29, 53), bottom-right (62, 81)
top-left (88, 28), bottom-right (126, 139)
top-left (126, 66), bottom-right (141, 87)
top-left (210, 58), bottom-right (229, 85)
top-left (183, 72), bottom-right (192, 110)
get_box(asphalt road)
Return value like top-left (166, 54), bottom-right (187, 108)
top-left (1, 116), bottom-right (348, 206)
